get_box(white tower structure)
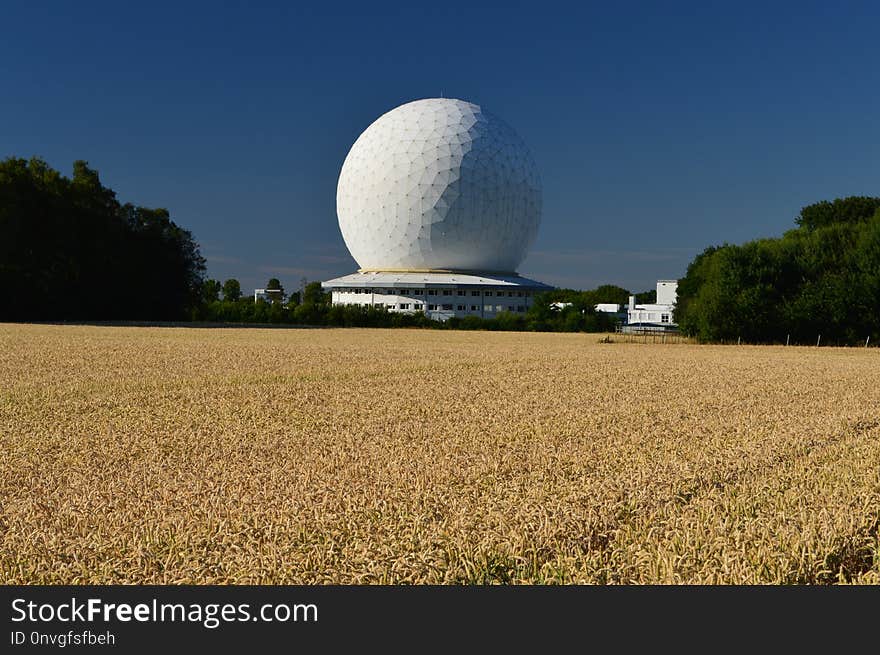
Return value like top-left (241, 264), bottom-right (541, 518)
top-left (322, 98), bottom-right (551, 320)
top-left (626, 280), bottom-right (679, 331)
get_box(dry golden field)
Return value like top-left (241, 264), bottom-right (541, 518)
top-left (1, 324), bottom-right (878, 584)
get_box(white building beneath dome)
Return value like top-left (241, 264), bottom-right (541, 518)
top-left (322, 271), bottom-right (551, 321)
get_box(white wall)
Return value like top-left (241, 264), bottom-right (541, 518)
top-left (656, 280), bottom-right (678, 306)
top-left (330, 287), bottom-right (535, 319)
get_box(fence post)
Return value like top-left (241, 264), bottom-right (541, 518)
top-left (817, 334), bottom-right (821, 347)
top-left (737, 336), bottom-right (741, 346)
top-left (867, 336), bottom-right (871, 348)
top-left (786, 334), bottom-right (790, 346)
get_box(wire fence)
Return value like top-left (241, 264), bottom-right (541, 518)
top-left (607, 326), bottom-right (876, 348)
top-left (611, 327), bottom-right (693, 344)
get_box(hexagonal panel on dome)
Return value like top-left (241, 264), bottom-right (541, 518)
top-left (336, 98), bottom-right (542, 273)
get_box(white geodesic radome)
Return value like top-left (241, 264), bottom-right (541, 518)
top-left (336, 98), bottom-right (542, 273)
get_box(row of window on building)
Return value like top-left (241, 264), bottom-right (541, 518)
top-left (338, 288), bottom-right (532, 298)
top-left (631, 312), bottom-right (671, 323)
top-left (353, 303), bottom-right (527, 313)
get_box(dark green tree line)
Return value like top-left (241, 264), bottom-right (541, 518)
top-left (676, 196), bottom-right (880, 344)
top-left (196, 279), bottom-right (624, 333)
top-left (0, 157), bottom-right (205, 321)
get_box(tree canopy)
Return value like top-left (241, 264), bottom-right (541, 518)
top-left (676, 197), bottom-right (880, 344)
top-left (795, 196), bottom-right (880, 231)
top-left (1, 157), bottom-right (205, 321)
top-left (222, 278), bottom-right (242, 302)
top-left (202, 279), bottom-right (222, 303)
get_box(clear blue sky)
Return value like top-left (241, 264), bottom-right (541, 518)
top-left (4, 1), bottom-right (879, 293)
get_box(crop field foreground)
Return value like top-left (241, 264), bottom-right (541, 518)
top-left (1, 324), bottom-right (878, 584)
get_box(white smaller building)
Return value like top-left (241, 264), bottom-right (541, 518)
top-left (550, 303), bottom-right (622, 313)
top-left (254, 288), bottom-right (283, 303)
top-left (626, 280), bottom-right (678, 331)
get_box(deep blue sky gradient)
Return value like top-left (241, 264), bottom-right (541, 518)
top-left (4, 1), bottom-right (879, 292)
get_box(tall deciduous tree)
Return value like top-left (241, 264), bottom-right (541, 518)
top-left (676, 198), bottom-right (880, 344)
top-left (222, 278), bottom-right (242, 302)
top-left (265, 277), bottom-right (285, 304)
top-left (302, 281), bottom-right (327, 306)
top-left (0, 156), bottom-right (205, 321)
top-left (202, 279), bottom-right (222, 303)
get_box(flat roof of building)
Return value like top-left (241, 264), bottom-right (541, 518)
top-left (322, 271), bottom-right (553, 290)
top-left (631, 303), bottom-right (676, 311)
